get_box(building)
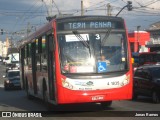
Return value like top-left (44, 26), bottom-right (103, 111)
top-left (128, 31), bottom-right (150, 53)
top-left (0, 41), bottom-right (3, 57)
top-left (0, 37), bottom-right (11, 57)
top-left (146, 21), bottom-right (160, 52)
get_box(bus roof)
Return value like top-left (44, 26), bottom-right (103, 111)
top-left (19, 15), bottom-right (125, 48)
top-left (55, 15), bottom-right (124, 22)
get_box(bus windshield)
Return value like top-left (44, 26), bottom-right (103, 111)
top-left (58, 31), bottom-right (128, 74)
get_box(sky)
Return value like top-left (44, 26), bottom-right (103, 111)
top-left (0, 0), bottom-right (160, 42)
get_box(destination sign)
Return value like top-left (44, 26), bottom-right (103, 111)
top-left (57, 21), bottom-right (124, 30)
top-left (68, 22), bottom-right (112, 29)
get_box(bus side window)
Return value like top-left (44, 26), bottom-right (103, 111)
top-left (41, 36), bottom-right (47, 72)
top-left (36, 55), bottom-right (41, 71)
top-left (36, 37), bottom-right (43, 71)
top-left (49, 35), bottom-right (54, 52)
top-left (24, 44), bottom-right (29, 66)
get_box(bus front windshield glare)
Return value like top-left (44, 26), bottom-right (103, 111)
top-left (58, 31), bottom-right (128, 74)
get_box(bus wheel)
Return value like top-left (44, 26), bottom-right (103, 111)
top-left (100, 101), bottom-right (112, 109)
top-left (43, 86), bottom-right (52, 111)
top-left (152, 91), bottom-right (160, 104)
top-left (26, 81), bottom-right (33, 100)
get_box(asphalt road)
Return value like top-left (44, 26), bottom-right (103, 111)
top-left (0, 62), bottom-right (159, 120)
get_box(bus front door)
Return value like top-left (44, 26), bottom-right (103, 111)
top-left (47, 35), bottom-right (56, 101)
top-left (31, 42), bottom-right (38, 94)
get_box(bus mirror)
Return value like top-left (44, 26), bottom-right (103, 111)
top-left (131, 58), bottom-right (134, 64)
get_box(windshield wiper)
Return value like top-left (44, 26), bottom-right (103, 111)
top-left (72, 30), bottom-right (89, 48)
top-left (72, 30), bottom-right (93, 58)
top-left (101, 27), bottom-right (112, 46)
top-left (86, 35), bottom-right (92, 58)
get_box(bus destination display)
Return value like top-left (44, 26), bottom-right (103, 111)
top-left (58, 21), bottom-right (123, 30)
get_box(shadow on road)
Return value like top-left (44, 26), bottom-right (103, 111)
top-left (0, 64), bottom-right (117, 117)
top-left (0, 86), bottom-right (116, 116)
top-left (0, 86), bottom-right (44, 111)
top-left (131, 96), bottom-right (154, 104)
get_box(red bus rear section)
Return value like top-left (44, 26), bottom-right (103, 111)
top-left (19, 15), bottom-right (133, 109)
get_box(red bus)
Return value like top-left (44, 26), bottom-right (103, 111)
top-left (19, 15), bottom-right (133, 109)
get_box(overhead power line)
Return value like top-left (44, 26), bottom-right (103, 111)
top-left (133, 0), bottom-right (160, 8)
top-left (42, 0), bottom-right (50, 16)
top-left (52, 0), bottom-right (61, 15)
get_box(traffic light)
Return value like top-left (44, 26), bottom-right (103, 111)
top-left (1, 29), bottom-right (3, 35)
top-left (127, 1), bottom-right (132, 11)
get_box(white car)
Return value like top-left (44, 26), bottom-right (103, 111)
top-left (3, 70), bottom-right (21, 90)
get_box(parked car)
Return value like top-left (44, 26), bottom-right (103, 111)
top-left (133, 65), bottom-right (160, 103)
top-left (3, 70), bottom-right (21, 90)
top-left (5, 63), bottom-right (17, 72)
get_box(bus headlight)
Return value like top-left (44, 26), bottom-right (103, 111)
top-left (61, 78), bottom-right (73, 90)
top-left (6, 80), bottom-right (10, 84)
top-left (121, 75), bottom-right (130, 86)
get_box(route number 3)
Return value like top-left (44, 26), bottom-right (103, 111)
top-left (95, 34), bottom-right (100, 40)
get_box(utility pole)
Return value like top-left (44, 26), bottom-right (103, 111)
top-left (81, 0), bottom-right (84, 16)
top-left (10, 36), bottom-right (13, 48)
top-left (107, 3), bottom-right (112, 16)
top-left (27, 22), bottom-right (31, 37)
top-left (137, 26), bottom-right (141, 52)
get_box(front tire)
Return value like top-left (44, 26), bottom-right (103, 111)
top-left (100, 101), bottom-right (112, 109)
top-left (26, 81), bottom-right (33, 100)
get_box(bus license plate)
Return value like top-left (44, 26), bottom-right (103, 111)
top-left (91, 95), bottom-right (105, 101)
